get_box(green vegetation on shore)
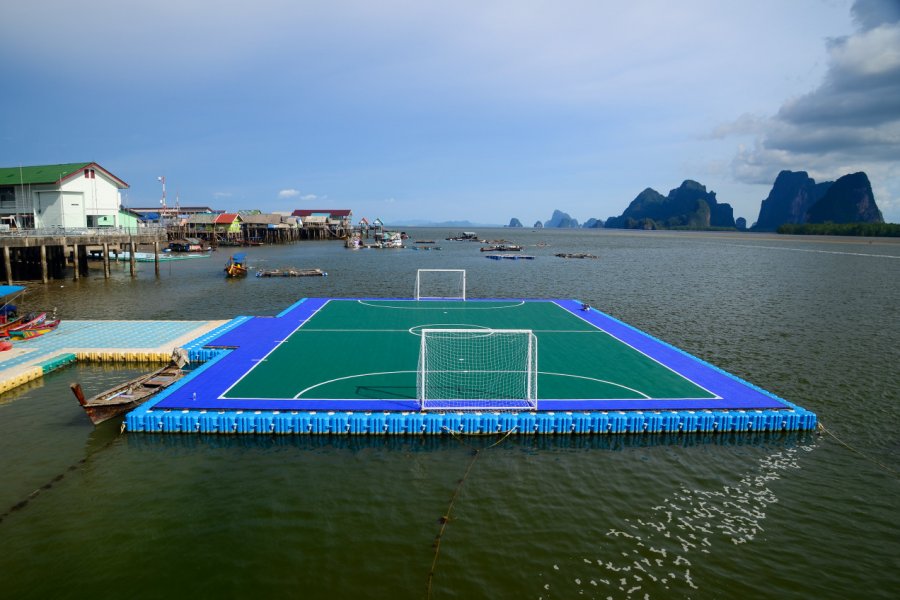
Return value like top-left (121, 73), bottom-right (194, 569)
top-left (777, 222), bottom-right (900, 237)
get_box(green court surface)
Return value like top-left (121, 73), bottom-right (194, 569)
top-left (222, 300), bottom-right (715, 402)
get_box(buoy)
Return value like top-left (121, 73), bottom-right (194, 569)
top-left (0, 341), bottom-right (12, 352)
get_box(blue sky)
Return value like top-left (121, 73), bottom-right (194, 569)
top-left (2, 0), bottom-right (898, 225)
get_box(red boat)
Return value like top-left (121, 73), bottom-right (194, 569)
top-left (0, 312), bottom-right (46, 338)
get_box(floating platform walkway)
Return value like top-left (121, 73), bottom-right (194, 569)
top-left (0, 319), bottom-right (228, 394)
top-left (123, 297), bottom-right (817, 435)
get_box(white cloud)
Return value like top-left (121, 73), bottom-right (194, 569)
top-left (708, 114), bottom-right (770, 139)
top-left (301, 194), bottom-right (318, 201)
top-left (278, 189), bottom-right (300, 198)
top-left (721, 1), bottom-right (900, 220)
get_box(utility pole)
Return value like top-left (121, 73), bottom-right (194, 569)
top-left (158, 175), bottom-right (167, 229)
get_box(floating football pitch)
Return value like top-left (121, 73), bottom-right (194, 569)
top-left (148, 298), bottom-right (794, 414)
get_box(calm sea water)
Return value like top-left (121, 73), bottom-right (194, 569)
top-left (1, 229), bottom-right (897, 599)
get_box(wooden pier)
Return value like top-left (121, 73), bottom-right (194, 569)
top-left (0, 228), bottom-right (167, 283)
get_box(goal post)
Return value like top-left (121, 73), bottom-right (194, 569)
top-left (417, 328), bottom-right (538, 411)
top-left (415, 269), bottom-right (466, 301)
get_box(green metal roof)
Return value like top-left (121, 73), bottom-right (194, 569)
top-left (0, 163), bottom-right (91, 185)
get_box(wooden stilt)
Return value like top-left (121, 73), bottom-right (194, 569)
top-left (40, 245), bottom-right (48, 283)
top-left (3, 246), bottom-right (11, 285)
top-left (103, 242), bottom-right (110, 278)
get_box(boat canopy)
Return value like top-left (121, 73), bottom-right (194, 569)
top-left (0, 285), bottom-right (25, 298)
top-left (231, 253), bottom-right (247, 263)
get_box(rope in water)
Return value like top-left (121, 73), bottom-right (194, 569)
top-left (425, 427), bottom-right (518, 599)
top-left (0, 431), bottom-right (121, 526)
top-left (817, 421), bottom-right (898, 478)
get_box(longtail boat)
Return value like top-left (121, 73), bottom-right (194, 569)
top-left (2, 312), bottom-right (48, 339)
top-left (224, 253), bottom-right (249, 277)
top-left (0, 313), bottom-right (26, 336)
top-left (8, 318), bottom-right (60, 340)
top-left (0, 285), bottom-right (25, 336)
top-left (71, 349), bottom-right (189, 425)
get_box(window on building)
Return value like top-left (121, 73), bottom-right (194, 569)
top-left (0, 187), bottom-right (15, 208)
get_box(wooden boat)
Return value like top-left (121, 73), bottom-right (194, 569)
top-left (8, 318), bottom-right (60, 340)
top-left (256, 268), bottom-right (326, 278)
top-left (0, 284), bottom-right (25, 335)
top-left (1, 311), bottom-right (48, 339)
top-left (71, 350), bottom-right (189, 425)
top-left (0, 313), bottom-right (26, 336)
top-left (224, 253), bottom-right (249, 277)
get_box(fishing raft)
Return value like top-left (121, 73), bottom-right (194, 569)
top-left (256, 268), bottom-right (326, 278)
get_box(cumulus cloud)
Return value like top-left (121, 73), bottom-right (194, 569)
top-left (777, 25), bottom-right (900, 129)
top-left (723, 0), bottom-right (900, 217)
top-left (278, 189), bottom-right (300, 198)
top-left (851, 0), bottom-right (900, 30)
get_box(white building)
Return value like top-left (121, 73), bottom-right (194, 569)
top-left (0, 162), bottom-right (129, 229)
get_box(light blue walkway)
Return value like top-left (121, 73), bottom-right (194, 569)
top-left (0, 320), bottom-right (217, 371)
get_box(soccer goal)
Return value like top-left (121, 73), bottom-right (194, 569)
top-left (417, 328), bottom-right (538, 411)
top-left (415, 269), bottom-right (466, 301)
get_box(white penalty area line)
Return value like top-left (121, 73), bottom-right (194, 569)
top-left (293, 370), bottom-right (417, 398)
top-left (552, 300), bottom-right (723, 401)
top-left (289, 370), bottom-right (655, 400)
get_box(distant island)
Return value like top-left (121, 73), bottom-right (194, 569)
top-left (753, 171), bottom-right (883, 231)
top-left (604, 180), bottom-right (735, 230)
top-left (544, 209), bottom-right (579, 228)
top-left (393, 219), bottom-right (503, 228)
top-left (505, 170), bottom-right (892, 236)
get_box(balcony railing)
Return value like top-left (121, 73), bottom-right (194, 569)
top-left (0, 226), bottom-right (167, 238)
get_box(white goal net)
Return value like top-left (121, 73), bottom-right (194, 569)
top-left (417, 328), bottom-right (538, 411)
top-left (415, 269), bottom-right (466, 301)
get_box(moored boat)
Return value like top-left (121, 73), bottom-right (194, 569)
top-left (71, 349), bottom-right (189, 425)
top-left (2, 311), bottom-right (48, 338)
top-left (8, 318), bottom-right (60, 340)
top-left (0, 285), bottom-right (25, 335)
top-left (224, 253), bottom-right (249, 277)
top-left (0, 313), bottom-right (26, 336)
